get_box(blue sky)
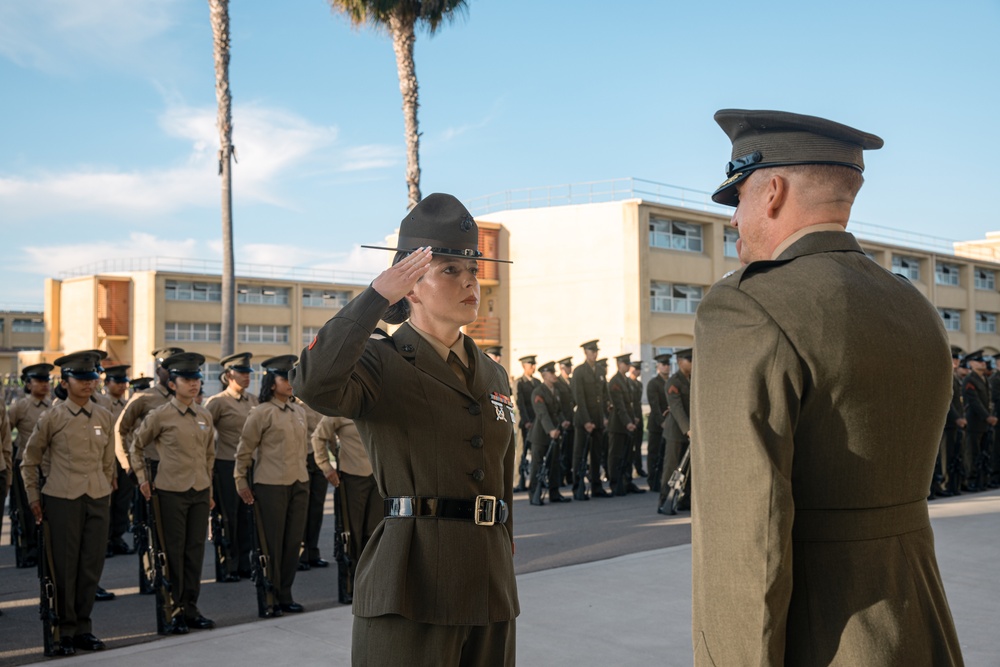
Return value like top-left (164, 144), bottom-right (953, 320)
top-left (1, 0), bottom-right (997, 309)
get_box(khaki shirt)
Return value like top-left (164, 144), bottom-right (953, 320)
top-left (131, 398), bottom-right (215, 493)
top-left (234, 398), bottom-right (309, 489)
top-left (311, 414), bottom-right (373, 477)
top-left (204, 386), bottom-right (258, 461)
top-left (115, 384), bottom-right (172, 469)
top-left (8, 395), bottom-right (52, 460)
top-left (20, 400), bottom-right (115, 504)
top-left (104, 393), bottom-right (128, 424)
top-left (299, 399), bottom-right (323, 437)
top-left (1, 405), bottom-right (12, 475)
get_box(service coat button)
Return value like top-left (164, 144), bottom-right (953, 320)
top-left (471, 469), bottom-right (485, 482)
top-left (470, 436), bottom-right (484, 449)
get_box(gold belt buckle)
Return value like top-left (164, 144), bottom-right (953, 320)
top-left (474, 495), bottom-right (497, 526)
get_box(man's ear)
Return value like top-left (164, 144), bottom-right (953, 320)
top-left (765, 174), bottom-right (788, 218)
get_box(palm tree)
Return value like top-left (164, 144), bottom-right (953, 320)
top-left (329, 0), bottom-right (468, 210)
top-left (210, 0), bottom-right (236, 357)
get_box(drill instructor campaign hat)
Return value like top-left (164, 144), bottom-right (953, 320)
top-left (361, 193), bottom-right (511, 263)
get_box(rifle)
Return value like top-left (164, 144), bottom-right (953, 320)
top-left (574, 431), bottom-right (592, 499)
top-left (248, 480), bottom-right (279, 618)
top-left (517, 427), bottom-right (531, 491)
top-left (37, 515), bottom-right (61, 656)
top-left (976, 430), bottom-right (993, 489)
top-left (10, 466), bottom-right (33, 567)
top-left (133, 463), bottom-right (157, 595)
top-left (210, 475), bottom-right (232, 582)
top-left (531, 435), bottom-right (560, 505)
top-left (948, 429), bottom-right (966, 493)
top-left (145, 478), bottom-right (178, 634)
top-left (659, 446), bottom-right (691, 516)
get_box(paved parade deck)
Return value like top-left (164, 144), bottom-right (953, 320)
top-left (2, 489), bottom-right (995, 666)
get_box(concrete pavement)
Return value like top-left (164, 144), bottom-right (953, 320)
top-left (51, 489), bottom-right (1000, 666)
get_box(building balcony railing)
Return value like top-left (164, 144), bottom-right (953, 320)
top-left (464, 316), bottom-right (500, 344)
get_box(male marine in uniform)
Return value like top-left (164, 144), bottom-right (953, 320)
top-left (607, 354), bottom-right (636, 496)
top-left (658, 348), bottom-right (692, 510)
top-left (962, 349), bottom-right (995, 492)
top-left (690, 109), bottom-right (962, 664)
top-left (514, 355), bottom-right (540, 491)
top-left (555, 357), bottom-right (575, 486)
top-left (527, 361), bottom-right (570, 504)
top-left (571, 340), bottom-right (608, 499)
top-left (628, 360), bottom-right (646, 477)
top-left (645, 353), bottom-right (671, 493)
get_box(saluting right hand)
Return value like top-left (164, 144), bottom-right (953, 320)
top-left (371, 246), bottom-right (433, 304)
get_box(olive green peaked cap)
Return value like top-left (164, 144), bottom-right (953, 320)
top-left (712, 109), bottom-right (884, 207)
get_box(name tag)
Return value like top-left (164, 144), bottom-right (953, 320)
top-left (94, 426), bottom-right (102, 437)
top-left (197, 420), bottom-right (208, 431)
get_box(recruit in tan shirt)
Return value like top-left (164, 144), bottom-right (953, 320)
top-left (234, 399), bottom-right (309, 490)
top-left (204, 386), bottom-right (258, 461)
top-left (115, 384), bottom-right (172, 469)
top-left (311, 414), bottom-right (373, 478)
top-left (8, 396), bottom-right (51, 460)
top-left (130, 397), bottom-right (215, 494)
top-left (20, 400), bottom-right (115, 505)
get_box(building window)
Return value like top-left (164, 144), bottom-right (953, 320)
top-left (237, 285), bottom-right (290, 306)
top-left (238, 325), bottom-right (289, 344)
top-left (938, 309), bottom-right (961, 332)
top-left (12, 318), bottom-right (44, 333)
top-left (976, 312), bottom-right (997, 334)
top-left (165, 322), bottom-right (222, 342)
top-left (302, 289), bottom-right (351, 308)
top-left (165, 280), bottom-right (221, 302)
top-left (935, 262), bottom-right (960, 287)
top-left (651, 281), bottom-right (702, 314)
top-left (0, 319), bottom-right (4, 333)
top-left (975, 268), bottom-right (996, 291)
top-left (302, 326), bottom-right (320, 346)
top-left (892, 255), bottom-right (921, 281)
top-left (864, 250), bottom-right (878, 262)
top-left (723, 228), bottom-right (739, 258)
top-left (649, 217), bottom-right (703, 253)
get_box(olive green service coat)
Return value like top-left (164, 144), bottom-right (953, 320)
top-left (291, 286), bottom-right (519, 626)
top-left (691, 231), bottom-right (962, 666)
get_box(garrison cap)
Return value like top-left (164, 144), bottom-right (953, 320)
top-left (103, 364), bottom-right (131, 382)
top-left (615, 353), bottom-right (632, 365)
top-left (21, 363), bottom-right (54, 380)
top-left (162, 352), bottom-right (205, 379)
top-left (152, 347), bottom-right (186, 364)
top-left (712, 109), bottom-right (884, 207)
top-left (558, 357), bottom-right (573, 367)
top-left (580, 340), bottom-right (600, 352)
top-left (537, 361), bottom-right (557, 374)
top-left (674, 348), bottom-right (693, 360)
top-left (54, 351), bottom-right (103, 380)
top-left (261, 354), bottom-right (298, 377)
top-left (361, 193), bottom-right (510, 264)
top-left (654, 353), bottom-right (673, 364)
top-left (220, 352), bottom-right (255, 373)
top-left (484, 345), bottom-right (503, 356)
top-left (519, 355), bottom-right (537, 365)
top-left (130, 377), bottom-right (154, 391)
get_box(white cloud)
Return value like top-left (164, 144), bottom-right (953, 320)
top-left (0, 0), bottom-right (180, 74)
top-left (22, 232), bottom-right (211, 278)
top-left (0, 102), bottom-right (396, 220)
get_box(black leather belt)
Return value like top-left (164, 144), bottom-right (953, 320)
top-left (384, 495), bottom-right (509, 526)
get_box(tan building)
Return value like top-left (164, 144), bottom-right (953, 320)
top-left (474, 179), bottom-right (1000, 374)
top-left (0, 310), bottom-right (45, 376)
